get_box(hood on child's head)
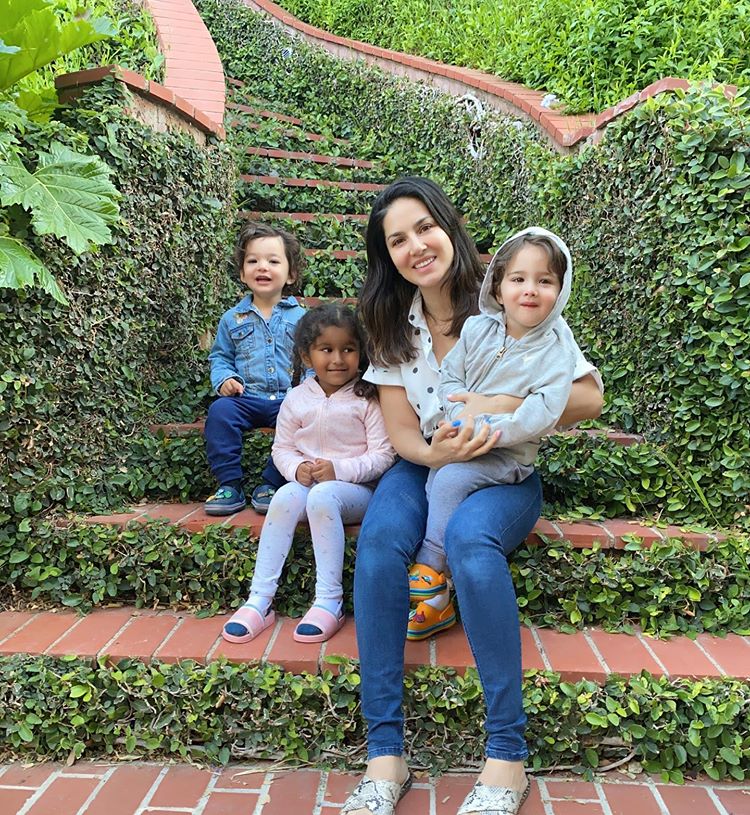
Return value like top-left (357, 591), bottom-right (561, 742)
top-left (479, 226), bottom-right (573, 339)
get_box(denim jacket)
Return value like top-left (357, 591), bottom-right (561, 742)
top-left (208, 294), bottom-right (306, 398)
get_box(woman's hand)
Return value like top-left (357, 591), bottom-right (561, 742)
top-left (426, 417), bottom-right (499, 468)
top-left (447, 391), bottom-right (522, 419)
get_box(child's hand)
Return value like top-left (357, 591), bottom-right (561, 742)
top-left (296, 461), bottom-right (314, 486)
top-left (311, 459), bottom-right (336, 482)
top-left (219, 378), bottom-right (244, 396)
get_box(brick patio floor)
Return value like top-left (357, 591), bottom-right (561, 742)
top-left (2, 761), bottom-right (750, 815)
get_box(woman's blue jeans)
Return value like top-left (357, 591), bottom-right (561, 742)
top-left (353, 458), bottom-right (542, 761)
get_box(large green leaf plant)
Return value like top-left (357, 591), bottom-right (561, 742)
top-left (0, 0), bottom-right (121, 304)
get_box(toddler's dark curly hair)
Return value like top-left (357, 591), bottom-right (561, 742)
top-left (293, 303), bottom-right (377, 400)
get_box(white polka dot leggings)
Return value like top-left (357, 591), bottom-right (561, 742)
top-left (249, 480), bottom-right (374, 605)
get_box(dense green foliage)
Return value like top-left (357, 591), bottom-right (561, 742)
top-left (3, 520), bottom-right (748, 638)
top-left (23, 0), bottom-right (164, 91)
top-left (2, 654), bottom-right (749, 781)
top-left (0, 0), bottom-right (123, 302)
top-left (274, 0), bottom-right (749, 114)
top-left (199, 0), bottom-right (750, 529)
top-left (1, 80), bottom-right (236, 527)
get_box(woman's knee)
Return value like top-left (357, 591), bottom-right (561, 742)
top-left (446, 478), bottom-right (542, 561)
top-left (356, 513), bottom-right (415, 581)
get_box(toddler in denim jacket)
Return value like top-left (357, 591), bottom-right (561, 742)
top-left (203, 221), bottom-right (306, 516)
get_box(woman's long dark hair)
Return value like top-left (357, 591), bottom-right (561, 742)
top-left (360, 177), bottom-right (484, 367)
top-left (292, 302), bottom-right (377, 400)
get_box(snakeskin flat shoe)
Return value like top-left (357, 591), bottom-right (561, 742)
top-left (457, 778), bottom-right (531, 815)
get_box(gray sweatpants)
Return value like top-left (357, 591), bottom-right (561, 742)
top-left (416, 451), bottom-right (534, 574)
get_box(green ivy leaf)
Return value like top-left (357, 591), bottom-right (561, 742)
top-left (69, 685), bottom-right (89, 698)
top-left (719, 746), bottom-right (740, 765)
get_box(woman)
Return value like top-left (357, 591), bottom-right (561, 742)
top-left (341, 178), bottom-right (603, 815)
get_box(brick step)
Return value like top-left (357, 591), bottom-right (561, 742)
top-left (3, 761), bottom-right (746, 815)
top-left (1, 605), bottom-right (747, 681)
top-left (228, 118), bottom-right (351, 146)
top-left (243, 146), bottom-right (374, 168)
top-left (239, 173), bottom-right (386, 192)
top-left (226, 100), bottom-right (304, 125)
top-left (305, 247), bottom-right (361, 258)
top-left (240, 209), bottom-right (369, 221)
top-left (148, 420), bottom-right (643, 447)
top-left (82, 501), bottom-right (722, 551)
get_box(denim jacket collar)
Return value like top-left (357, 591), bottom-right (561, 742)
top-left (236, 294), bottom-right (301, 316)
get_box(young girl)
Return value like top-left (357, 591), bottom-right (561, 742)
top-left (222, 304), bottom-right (395, 644)
top-left (204, 221), bottom-right (305, 516)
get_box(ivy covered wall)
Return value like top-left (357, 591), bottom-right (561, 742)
top-left (1, 80), bottom-right (237, 527)
top-left (198, 0), bottom-right (750, 528)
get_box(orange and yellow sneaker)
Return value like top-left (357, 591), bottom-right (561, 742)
top-left (406, 600), bottom-right (456, 640)
top-left (408, 563), bottom-right (448, 601)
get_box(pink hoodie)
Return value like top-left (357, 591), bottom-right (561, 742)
top-left (272, 376), bottom-right (395, 484)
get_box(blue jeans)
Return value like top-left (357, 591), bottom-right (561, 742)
top-left (205, 392), bottom-right (285, 487)
top-left (353, 458), bottom-right (542, 760)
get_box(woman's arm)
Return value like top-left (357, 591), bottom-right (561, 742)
top-left (447, 374), bottom-right (602, 427)
top-left (379, 385), bottom-right (497, 468)
top-left (557, 374), bottom-right (603, 426)
top-left (447, 392), bottom-right (523, 418)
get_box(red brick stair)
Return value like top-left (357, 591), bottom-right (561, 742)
top-left (228, 117), bottom-right (351, 146)
top-left (2, 760), bottom-right (747, 815)
top-left (1, 605), bottom-right (748, 680)
top-left (241, 209), bottom-right (369, 221)
top-left (243, 146), bottom-right (374, 168)
top-left (81, 500), bottom-right (725, 551)
top-left (239, 174), bottom-right (386, 192)
top-left (226, 100), bottom-right (304, 124)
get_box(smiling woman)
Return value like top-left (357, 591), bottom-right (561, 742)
top-left (341, 177), bottom-right (603, 815)
top-left (381, 197), bottom-right (455, 293)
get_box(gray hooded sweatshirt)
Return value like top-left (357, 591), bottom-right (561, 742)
top-left (439, 226), bottom-right (576, 467)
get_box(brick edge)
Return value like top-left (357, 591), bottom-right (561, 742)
top-left (55, 66), bottom-right (226, 139)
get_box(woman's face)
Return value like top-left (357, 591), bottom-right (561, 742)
top-left (381, 197), bottom-right (455, 293)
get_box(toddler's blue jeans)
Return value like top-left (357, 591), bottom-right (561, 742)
top-left (205, 392), bottom-right (285, 487)
top-left (353, 458), bottom-right (542, 761)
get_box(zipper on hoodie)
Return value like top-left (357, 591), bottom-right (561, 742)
top-left (318, 391), bottom-right (330, 458)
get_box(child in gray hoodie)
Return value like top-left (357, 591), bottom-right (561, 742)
top-left (407, 226), bottom-right (577, 639)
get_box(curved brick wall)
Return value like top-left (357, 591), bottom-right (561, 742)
top-left (57, 0), bottom-right (226, 140)
top-left (242, 0), bottom-right (735, 150)
top-left (144, 0), bottom-right (225, 129)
